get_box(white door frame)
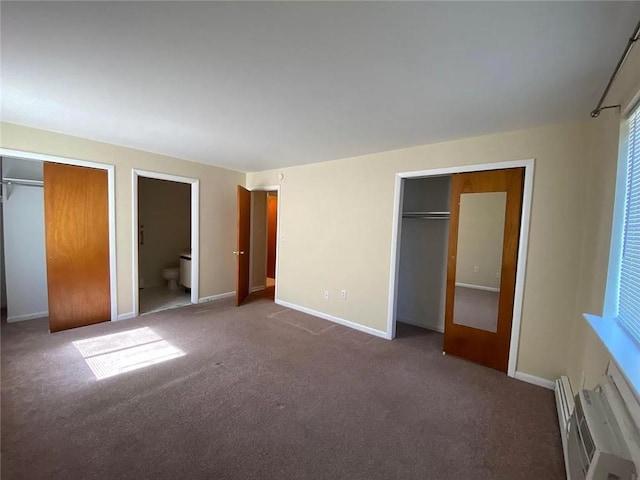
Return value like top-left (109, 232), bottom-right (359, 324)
top-left (387, 158), bottom-right (535, 378)
top-left (0, 148), bottom-right (118, 322)
top-left (132, 169), bottom-right (200, 316)
top-left (248, 185), bottom-right (281, 303)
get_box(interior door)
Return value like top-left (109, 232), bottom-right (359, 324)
top-left (443, 168), bottom-right (524, 372)
top-left (267, 194), bottom-right (277, 279)
top-left (44, 162), bottom-right (110, 332)
top-left (235, 185), bottom-right (251, 306)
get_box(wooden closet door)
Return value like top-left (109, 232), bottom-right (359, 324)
top-left (235, 186), bottom-right (251, 306)
top-left (44, 162), bottom-right (110, 332)
top-left (443, 168), bottom-right (524, 372)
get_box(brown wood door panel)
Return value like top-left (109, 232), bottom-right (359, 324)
top-left (267, 195), bottom-right (277, 279)
top-left (443, 168), bottom-right (524, 372)
top-left (44, 162), bottom-right (110, 332)
top-left (236, 185), bottom-right (251, 306)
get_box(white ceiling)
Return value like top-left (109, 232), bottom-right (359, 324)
top-left (2, 2), bottom-right (639, 172)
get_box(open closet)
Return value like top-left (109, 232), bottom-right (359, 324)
top-left (395, 167), bottom-right (524, 372)
top-left (1, 157), bottom-right (48, 323)
top-left (1, 155), bottom-right (112, 332)
top-left (397, 176), bottom-right (451, 333)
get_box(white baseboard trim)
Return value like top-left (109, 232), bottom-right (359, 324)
top-left (198, 291), bottom-right (235, 303)
top-left (7, 311), bottom-right (48, 323)
top-left (251, 285), bottom-right (266, 293)
top-left (397, 317), bottom-right (444, 333)
top-left (514, 371), bottom-right (555, 390)
top-left (275, 299), bottom-right (390, 339)
top-left (455, 282), bottom-right (499, 292)
top-left (116, 312), bottom-right (135, 321)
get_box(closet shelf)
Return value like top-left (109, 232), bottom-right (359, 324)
top-left (402, 211), bottom-right (450, 220)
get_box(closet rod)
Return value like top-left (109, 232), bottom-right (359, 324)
top-left (1, 178), bottom-right (44, 202)
top-left (403, 211), bottom-right (450, 215)
top-left (2, 178), bottom-right (44, 187)
top-left (591, 18), bottom-right (640, 118)
top-left (402, 211), bottom-right (450, 220)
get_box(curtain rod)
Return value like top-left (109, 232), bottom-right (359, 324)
top-left (591, 19), bottom-right (640, 118)
top-left (591, 21), bottom-right (640, 118)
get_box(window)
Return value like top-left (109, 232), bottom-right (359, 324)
top-left (585, 103), bottom-right (640, 395)
top-left (617, 106), bottom-right (640, 345)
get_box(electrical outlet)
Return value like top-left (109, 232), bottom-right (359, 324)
top-left (340, 289), bottom-right (347, 299)
top-left (473, 266), bottom-right (480, 272)
top-left (323, 291), bottom-right (329, 300)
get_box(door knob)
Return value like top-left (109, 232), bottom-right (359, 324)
top-left (233, 251), bottom-right (245, 256)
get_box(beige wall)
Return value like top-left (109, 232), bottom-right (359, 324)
top-left (248, 121), bottom-right (591, 381)
top-left (138, 177), bottom-right (191, 288)
top-left (251, 191), bottom-right (267, 289)
top-left (566, 111), bottom-right (620, 390)
top-left (0, 122), bottom-right (245, 316)
top-left (456, 192), bottom-right (506, 289)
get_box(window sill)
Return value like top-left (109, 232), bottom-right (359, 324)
top-left (583, 313), bottom-right (640, 396)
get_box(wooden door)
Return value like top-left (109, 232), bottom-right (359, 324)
top-left (235, 186), bottom-right (251, 306)
top-left (267, 195), bottom-right (277, 278)
top-left (44, 162), bottom-right (110, 332)
top-left (443, 168), bottom-right (524, 372)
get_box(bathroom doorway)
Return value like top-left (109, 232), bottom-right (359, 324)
top-left (247, 187), bottom-right (279, 303)
top-left (132, 170), bottom-right (200, 316)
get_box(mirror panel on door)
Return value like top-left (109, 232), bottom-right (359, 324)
top-left (452, 192), bottom-right (506, 333)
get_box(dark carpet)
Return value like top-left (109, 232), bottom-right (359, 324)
top-left (1, 293), bottom-right (564, 479)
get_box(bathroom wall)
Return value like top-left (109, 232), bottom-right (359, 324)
top-left (138, 177), bottom-right (191, 288)
top-left (2, 158), bottom-right (48, 321)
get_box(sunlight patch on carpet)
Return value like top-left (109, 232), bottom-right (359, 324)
top-left (72, 327), bottom-right (185, 380)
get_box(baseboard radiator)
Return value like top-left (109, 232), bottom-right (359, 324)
top-left (555, 376), bottom-right (575, 442)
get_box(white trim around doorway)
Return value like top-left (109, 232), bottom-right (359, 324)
top-left (248, 185), bottom-right (281, 303)
top-left (0, 148), bottom-right (118, 322)
top-left (132, 169), bottom-right (200, 317)
top-left (387, 158), bottom-right (535, 379)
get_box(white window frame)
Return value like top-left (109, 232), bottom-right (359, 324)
top-left (584, 105), bottom-right (640, 397)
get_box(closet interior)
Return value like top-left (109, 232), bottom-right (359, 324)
top-left (396, 175), bottom-right (451, 333)
top-left (0, 156), bottom-right (48, 323)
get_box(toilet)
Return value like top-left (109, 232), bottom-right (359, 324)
top-left (162, 268), bottom-right (180, 290)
